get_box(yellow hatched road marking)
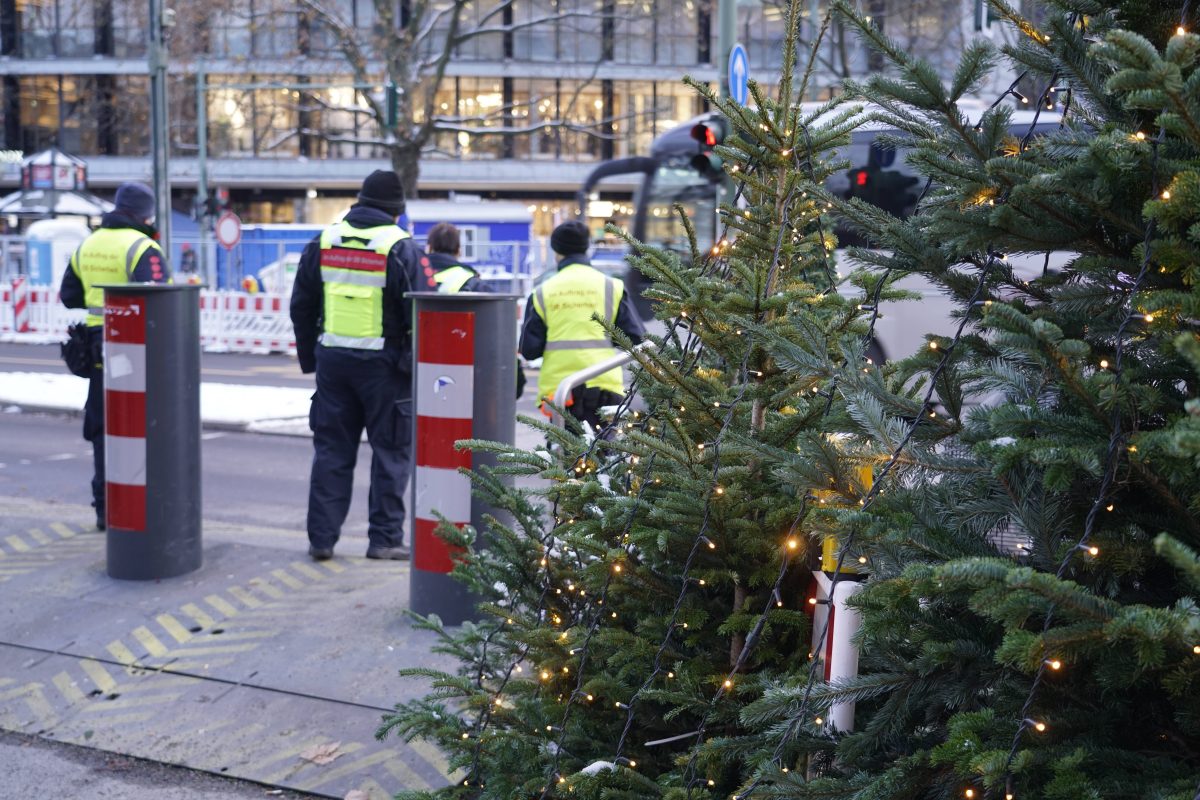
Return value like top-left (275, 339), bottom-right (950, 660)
top-left (270, 569), bottom-right (305, 589)
top-left (106, 676), bottom-right (198, 695)
top-left (131, 626), bottom-right (170, 658)
top-left (79, 659), bottom-right (118, 693)
top-left (4, 536), bottom-right (31, 553)
top-left (0, 682), bottom-right (42, 701)
top-left (106, 641), bottom-right (138, 666)
top-left (156, 614), bottom-right (194, 644)
top-left (247, 579), bottom-right (285, 599)
top-left (227, 587), bottom-right (264, 609)
top-left (82, 692), bottom-right (182, 712)
top-left (205, 594), bottom-right (241, 617)
top-left (27, 528), bottom-right (52, 545)
top-left (290, 562), bottom-right (327, 581)
top-left (408, 739), bottom-right (452, 775)
top-left (50, 522), bottom-right (77, 539)
top-left (79, 710), bottom-right (155, 726)
top-left (0, 678), bottom-right (14, 688)
top-left (298, 748), bottom-right (391, 791)
top-left (243, 735), bottom-right (332, 775)
top-left (263, 742), bottom-right (367, 785)
top-left (52, 672), bottom-right (86, 704)
top-left (159, 643), bottom-right (259, 657)
top-left (384, 757), bottom-right (436, 790)
top-left (187, 629), bottom-right (277, 643)
top-left (355, 778), bottom-right (394, 799)
top-left (319, 560), bottom-right (347, 573)
top-left (20, 685), bottom-right (55, 726)
top-left (180, 603), bottom-right (217, 629)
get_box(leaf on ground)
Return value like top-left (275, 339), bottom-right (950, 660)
top-left (299, 741), bottom-right (344, 765)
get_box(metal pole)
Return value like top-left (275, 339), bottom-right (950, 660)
top-left (717, 0), bottom-right (736, 99)
top-left (809, 0), bottom-right (821, 100)
top-left (196, 61), bottom-right (211, 286)
top-left (148, 0), bottom-right (172, 259)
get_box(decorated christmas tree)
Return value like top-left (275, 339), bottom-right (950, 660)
top-left (381, 1), bottom-right (1200, 798)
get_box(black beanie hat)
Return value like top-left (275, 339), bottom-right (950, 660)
top-left (357, 170), bottom-right (406, 216)
top-left (550, 220), bottom-right (590, 256)
top-left (114, 181), bottom-right (156, 222)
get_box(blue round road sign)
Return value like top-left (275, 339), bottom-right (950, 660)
top-left (728, 44), bottom-right (750, 107)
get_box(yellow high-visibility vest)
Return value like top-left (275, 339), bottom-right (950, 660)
top-left (318, 221), bottom-right (409, 350)
top-left (533, 263), bottom-right (624, 399)
top-left (433, 265), bottom-right (476, 293)
top-left (70, 228), bottom-right (163, 327)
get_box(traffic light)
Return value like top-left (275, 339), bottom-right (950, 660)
top-left (690, 116), bottom-right (729, 177)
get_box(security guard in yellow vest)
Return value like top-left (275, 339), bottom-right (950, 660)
top-left (424, 222), bottom-right (486, 293)
top-left (520, 220), bottom-right (645, 429)
top-left (60, 181), bottom-right (168, 530)
top-left (290, 170), bottom-right (435, 562)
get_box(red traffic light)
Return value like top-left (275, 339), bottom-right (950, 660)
top-left (855, 170), bottom-right (869, 186)
top-left (691, 123), bottom-right (717, 147)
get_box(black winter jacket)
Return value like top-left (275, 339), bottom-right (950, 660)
top-left (290, 205), bottom-right (434, 374)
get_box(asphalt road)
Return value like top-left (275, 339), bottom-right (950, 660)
top-left (0, 341), bottom-right (314, 389)
top-left (0, 409), bottom-right (373, 549)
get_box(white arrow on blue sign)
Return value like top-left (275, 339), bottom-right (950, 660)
top-left (728, 44), bottom-right (750, 107)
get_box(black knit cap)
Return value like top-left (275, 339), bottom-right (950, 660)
top-left (550, 220), bottom-right (590, 256)
top-left (357, 170), bottom-right (406, 216)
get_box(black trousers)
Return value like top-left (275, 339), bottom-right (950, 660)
top-left (82, 328), bottom-right (105, 517)
top-left (307, 346), bottom-right (412, 550)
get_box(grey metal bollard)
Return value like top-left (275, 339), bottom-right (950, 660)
top-left (408, 291), bottom-right (519, 625)
top-left (99, 283), bottom-right (202, 580)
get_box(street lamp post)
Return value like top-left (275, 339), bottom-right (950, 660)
top-left (148, 0), bottom-right (172, 256)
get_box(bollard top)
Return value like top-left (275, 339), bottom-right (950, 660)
top-left (405, 291), bottom-right (522, 300)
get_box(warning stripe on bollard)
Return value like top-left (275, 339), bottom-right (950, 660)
top-left (413, 310), bottom-right (475, 575)
top-left (104, 293), bottom-right (147, 532)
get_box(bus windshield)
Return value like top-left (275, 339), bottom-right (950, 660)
top-left (640, 166), bottom-right (720, 257)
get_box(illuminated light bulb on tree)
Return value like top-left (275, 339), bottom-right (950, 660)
top-left (1046, 658), bottom-right (1062, 670)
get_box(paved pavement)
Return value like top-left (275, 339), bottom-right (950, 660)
top-left (0, 494), bottom-right (458, 799)
top-left (0, 341), bottom-right (550, 797)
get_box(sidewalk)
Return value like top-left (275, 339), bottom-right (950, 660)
top-left (0, 495), bottom-right (457, 799)
top-left (0, 371), bottom-right (315, 436)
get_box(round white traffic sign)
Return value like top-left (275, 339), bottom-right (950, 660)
top-left (215, 211), bottom-right (242, 250)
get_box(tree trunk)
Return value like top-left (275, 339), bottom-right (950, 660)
top-left (389, 144), bottom-right (421, 199)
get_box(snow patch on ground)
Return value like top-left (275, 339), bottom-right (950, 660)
top-left (0, 371), bottom-right (313, 431)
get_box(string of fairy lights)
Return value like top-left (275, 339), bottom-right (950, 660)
top-left (458, 114), bottom-right (769, 793)
top-left (526, 3), bottom-right (855, 789)
top-left (453, 4), bottom-right (1196, 798)
top-left (994, 6), bottom-right (1195, 800)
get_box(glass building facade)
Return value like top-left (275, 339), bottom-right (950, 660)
top-left (1, 0), bottom-right (792, 222)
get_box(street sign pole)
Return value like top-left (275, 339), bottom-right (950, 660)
top-left (196, 61), bottom-right (211, 286)
top-left (718, 0), bottom-right (736, 99)
top-left (148, 0), bottom-right (172, 260)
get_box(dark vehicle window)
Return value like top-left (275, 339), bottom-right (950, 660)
top-left (830, 123), bottom-right (1060, 248)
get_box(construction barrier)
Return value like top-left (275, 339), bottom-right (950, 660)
top-left (10, 275), bottom-right (29, 333)
top-left (0, 285), bottom-right (296, 354)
